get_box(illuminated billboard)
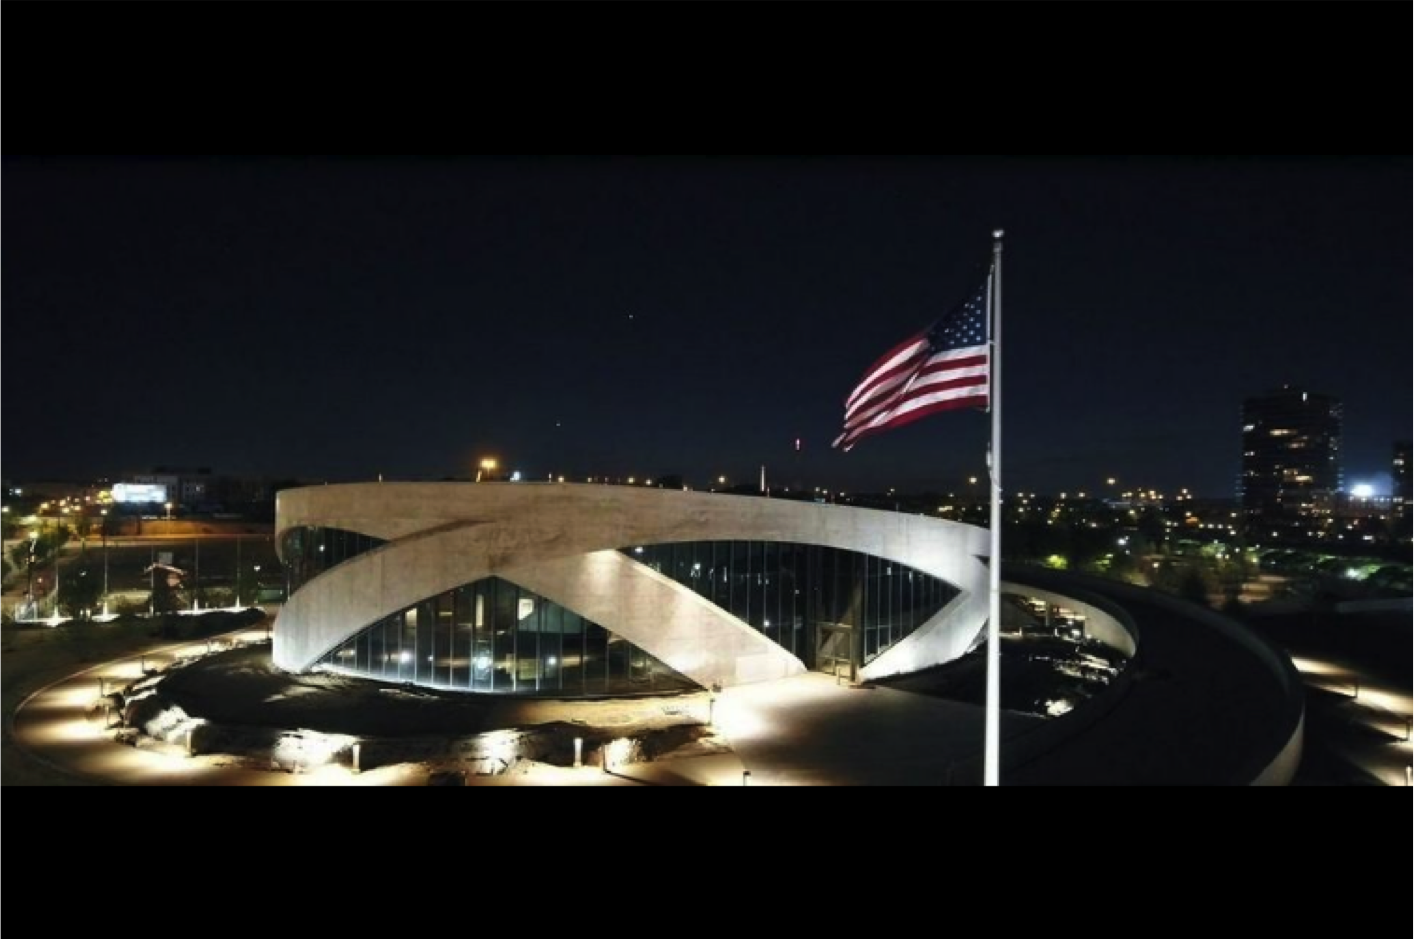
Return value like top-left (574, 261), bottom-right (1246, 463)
top-left (112, 483), bottom-right (169, 504)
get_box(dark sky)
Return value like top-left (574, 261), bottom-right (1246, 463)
top-left (3, 156), bottom-right (1409, 496)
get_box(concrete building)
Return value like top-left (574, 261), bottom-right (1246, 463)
top-left (273, 483), bottom-right (991, 695)
top-left (113, 468), bottom-right (276, 514)
top-left (1240, 386), bottom-right (1342, 537)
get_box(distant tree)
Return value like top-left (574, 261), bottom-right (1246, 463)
top-left (1215, 556), bottom-right (1247, 603)
top-left (1176, 567), bottom-right (1212, 608)
top-left (1136, 510), bottom-right (1167, 545)
top-left (234, 562), bottom-right (270, 606)
top-left (35, 527), bottom-right (70, 561)
top-left (8, 542), bottom-right (31, 573)
top-left (58, 565), bottom-right (103, 618)
top-left (1150, 560), bottom-right (1180, 592)
top-left (1068, 523), bottom-right (1116, 570)
top-left (147, 567), bottom-right (183, 614)
top-left (1004, 518), bottom-right (1067, 563)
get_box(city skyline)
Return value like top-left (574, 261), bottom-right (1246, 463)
top-left (4, 156), bottom-right (1408, 495)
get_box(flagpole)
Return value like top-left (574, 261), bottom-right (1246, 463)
top-left (985, 229), bottom-right (1004, 787)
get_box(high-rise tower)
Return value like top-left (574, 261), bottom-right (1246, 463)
top-left (1240, 386), bottom-right (1342, 536)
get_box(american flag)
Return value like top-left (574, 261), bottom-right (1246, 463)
top-left (832, 273), bottom-right (991, 452)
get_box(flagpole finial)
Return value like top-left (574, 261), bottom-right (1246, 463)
top-left (992, 229), bottom-right (1005, 240)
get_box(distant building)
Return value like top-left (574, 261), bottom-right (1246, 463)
top-left (1332, 491), bottom-right (1396, 546)
top-left (112, 482), bottom-right (171, 505)
top-left (123, 470), bottom-right (199, 507)
top-left (114, 468), bottom-right (273, 513)
top-left (18, 481), bottom-right (92, 502)
top-left (1240, 386), bottom-right (1342, 538)
top-left (1395, 441), bottom-right (1411, 513)
top-left (144, 467), bottom-right (215, 506)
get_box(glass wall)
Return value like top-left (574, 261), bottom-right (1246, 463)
top-left (316, 577), bottom-right (698, 697)
top-left (282, 527), bottom-right (387, 595)
top-left (622, 541), bottom-right (956, 668)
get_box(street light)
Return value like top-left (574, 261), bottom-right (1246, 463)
top-left (53, 531), bottom-right (61, 620)
top-left (25, 531), bottom-right (38, 622)
top-left (476, 458), bottom-right (499, 483)
top-left (164, 502), bottom-right (173, 521)
top-left (100, 509), bottom-right (109, 616)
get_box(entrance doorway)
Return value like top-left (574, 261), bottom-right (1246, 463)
top-left (815, 623), bottom-right (857, 682)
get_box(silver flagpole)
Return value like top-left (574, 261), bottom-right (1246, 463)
top-left (985, 229), bottom-right (1004, 787)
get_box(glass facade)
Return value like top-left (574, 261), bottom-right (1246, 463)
top-left (315, 577), bottom-right (698, 697)
top-left (621, 541), bottom-right (956, 669)
top-left (282, 527), bottom-right (387, 595)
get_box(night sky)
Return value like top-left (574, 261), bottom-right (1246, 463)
top-left (3, 156), bottom-right (1408, 497)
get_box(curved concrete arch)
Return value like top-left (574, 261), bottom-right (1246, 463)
top-left (274, 483), bottom-right (990, 687)
top-left (508, 551), bottom-right (804, 687)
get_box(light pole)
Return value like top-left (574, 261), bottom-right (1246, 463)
top-left (53, 530), bottom-right (61, 620)
top-left (101, 509), bottom-right (110, 617)
top-left (25, 531), bottom-right (38, 622)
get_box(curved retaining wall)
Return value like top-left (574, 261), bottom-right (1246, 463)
top-left (998, 568), bottom-right (1304, 787)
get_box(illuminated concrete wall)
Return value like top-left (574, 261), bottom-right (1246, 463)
top-left (999, 581), bottom-right (1139, 658)
top-left (274, 483), bottom-right (991, 689)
